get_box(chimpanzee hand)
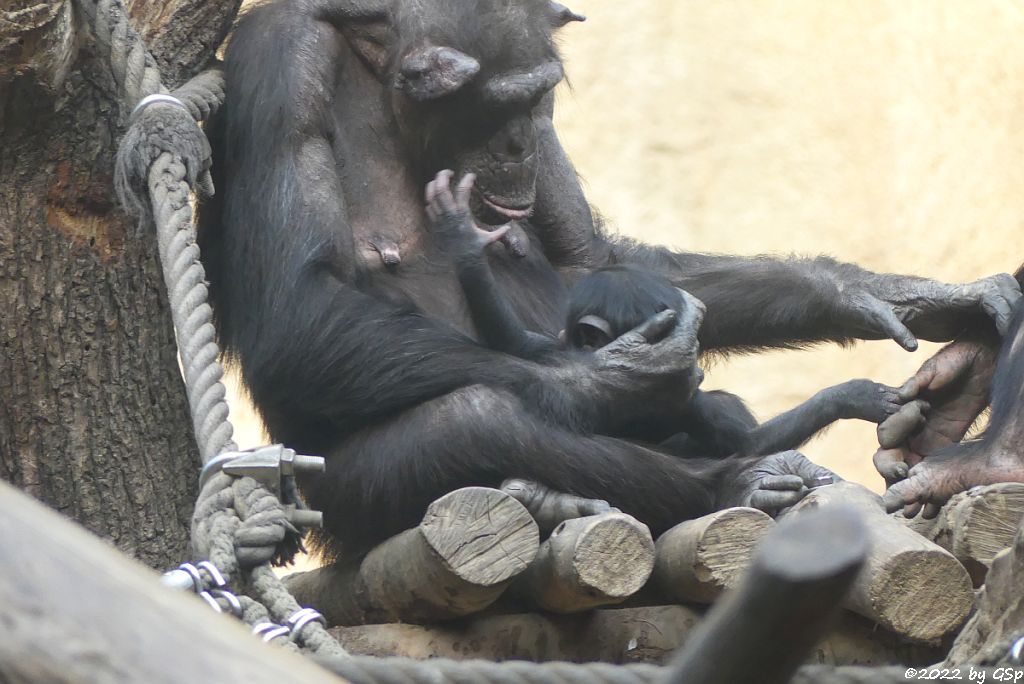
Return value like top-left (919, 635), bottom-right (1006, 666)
top-left (841, 273), bottom-right (1020, 351)
top-left (726, 451), bottom-right (840, 517)
top-left (425, 170), bottom-right (512, 257)
top-left (591, 294), bottom-right (706, 413)
top-left (872, 335), bottom-right (998, 509)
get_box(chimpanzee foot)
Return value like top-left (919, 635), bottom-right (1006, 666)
top-left (500, 478), bottom-right (618, 534)
top-left (728, 451), bottom-right (840, 517)
top-left (882, 445), bottom-right (1024, 519)
top-left (837, 380), bottom-right (908, 423)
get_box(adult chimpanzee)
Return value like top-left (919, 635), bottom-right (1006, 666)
top-left (880, 268), bottom-right (1024, 518)
top-left (426, 170), bottom-right (908, 459)
top-left (199, 0), bottom-right (1021, 557)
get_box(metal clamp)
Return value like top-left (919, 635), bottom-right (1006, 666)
top-left (198, 444), bottom-right (325, 494)
top-left (129, 93), bottom-right (190, 125)
top-left (286, 608), bottom-right (327, 642)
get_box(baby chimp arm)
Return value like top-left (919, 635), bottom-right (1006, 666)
top-left (742, 380), bottom-right (905, 456)
top-left (426, 171), bottom-right (558, 359)
top-left (669, 382), bottom-right (904, 458)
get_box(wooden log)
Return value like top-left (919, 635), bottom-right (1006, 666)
top-left (284, 486), bottom-right (539, 625)
top-left (786, 481), bottom-right (974, 642)
top-left (902, 482), bottom-right (1024, 586)
top-left (512, 512), bottom-right (655, 613)
top-left (328, 604), bottom-right (940, 666)
top-left (663, 506), bottom-right (868, 684)
top-left (651, 507), bottom-right (774, 603)
top-left (0, 480), bottom-right (340, 684)
top-left (945, 509), bottom-right (1024, 665)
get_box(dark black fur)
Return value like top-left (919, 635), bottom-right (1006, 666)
top-left (199, 0), bottom-right (998, 557)
top-left (437, 218), bottom-right (903, 460)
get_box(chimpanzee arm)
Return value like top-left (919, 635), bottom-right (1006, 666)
top-left (455, 258), bottom-right (559, 358)
top-left (603, 238), bottom-right (1021, 353)
top-left (741, 380), bottom-right (903, 456)
top-left (426, 172), bottom-right (558, 360)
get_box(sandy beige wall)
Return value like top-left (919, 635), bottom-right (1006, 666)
top-left (228, 0), bottom-right (1024, 491)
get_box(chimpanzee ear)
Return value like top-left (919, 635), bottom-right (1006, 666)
top-left (395, 46), bottom-right (481, 101)
top-left (574, 315), bottom-right (614, 349)
top-left (549, 2), bottom-right (585, 27)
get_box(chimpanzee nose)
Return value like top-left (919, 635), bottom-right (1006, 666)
top-left (488, 116), bottom-right (535, 162)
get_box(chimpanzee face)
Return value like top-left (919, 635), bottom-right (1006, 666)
top-left (388, 0), bottom-right (584, 225)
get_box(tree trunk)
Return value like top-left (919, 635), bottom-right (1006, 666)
top-left (0, 0), bottom-right (236, 569)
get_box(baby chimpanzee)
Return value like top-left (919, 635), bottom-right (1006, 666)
top-left (426, 171), bottom-right (907, 457)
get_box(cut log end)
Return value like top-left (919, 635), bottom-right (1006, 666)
top-left (871, 550), bottom-right (974, 642)
top-left (570, 513), bottom-right (655, 598)
top-left (421, 486), bottom-right (540, 586)
top-left (653, 507), bottom-right (774, 604)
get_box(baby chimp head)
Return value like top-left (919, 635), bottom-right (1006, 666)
top-left (564, 265), bottom-right (702, 350)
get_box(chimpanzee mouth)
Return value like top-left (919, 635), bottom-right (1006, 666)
top-left (477, 192), bottom-right (534, 221)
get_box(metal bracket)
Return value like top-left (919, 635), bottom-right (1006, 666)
top-left (198, 444), bottom-right (325, 494)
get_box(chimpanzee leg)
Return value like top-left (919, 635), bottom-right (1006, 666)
top-left (303, 385), bottom-right (743, 558)
top-left (884, 305), bottom-right (1024, 517)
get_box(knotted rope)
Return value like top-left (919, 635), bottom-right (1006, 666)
top-left (98, 0), bottom-right (341, 655)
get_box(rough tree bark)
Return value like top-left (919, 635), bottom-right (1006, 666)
top-left (0, 0), bottom-right (236, 568)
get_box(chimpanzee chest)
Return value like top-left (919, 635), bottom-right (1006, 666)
top-left (359, 221), bottom-right (569, 341)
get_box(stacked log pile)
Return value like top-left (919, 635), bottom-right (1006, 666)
top-left (2, 476), bottom-right (1022, 681)
top-left (281, 480), bottom-right (1024, 667)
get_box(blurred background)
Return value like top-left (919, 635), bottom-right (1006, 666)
top-left (227, 0), bottom-right (1024, 492)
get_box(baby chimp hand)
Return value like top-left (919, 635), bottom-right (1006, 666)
top-left (425, 170), bottom-right (512, 256)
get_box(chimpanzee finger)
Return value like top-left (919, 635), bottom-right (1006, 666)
top-left (478, 224), bottom-right (512, 246)
top-left (873, 447), bottom-right (909, 483)
top-left (748, 488), bottom-right (807, 516)
top-left (882, 479), bottom-right (913, 513)
top-left (898, 374), bottom-right (926, 402)
top-left (756, 474), bottom-right (805, 491)
top-left (455, 173), bottom-right (476, 209)
top-left (435, 169), bottom-right (457, 211)
top-left (902, 501), bottom-right (924, 518)
top-left (876, 399), bottom-right (929, 449)
top-left (981, 292), bottom-right (1014, 337)
top-left (921, 502), bottom-right (943, 519)
top-left (627, 309), bottom-right (678, 345)
top-left (863, 297), bottom-right (918, 351)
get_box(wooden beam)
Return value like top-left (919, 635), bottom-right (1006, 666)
top-left (945, 505), bottom-right (1024, 665)
top-left (327, 604), bottom-right (940, 666)
top-left (651, 507), bottom-right (774, 603)
top-left (785, 481), bottom-right (974, 642)
top-left (285, 487), bottom-right (539, 625)
top-left (902, 482), bottom-right (1024, 586)
top-left (0, 480), bottom-right (342, 684)
top-left (663, 505), bottom-right (868, 684)
top-left (512, 512), bottom-right (655, 613)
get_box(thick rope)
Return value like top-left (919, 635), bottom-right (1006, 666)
top-left (146, 152), bottom-right (234, 463)
top-left (92, 0), bottom-right (342, 656)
